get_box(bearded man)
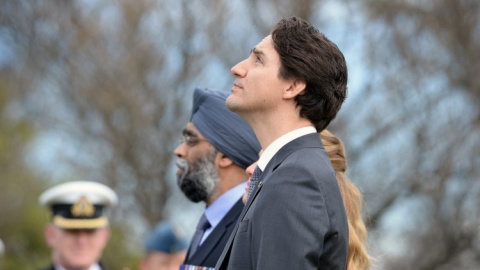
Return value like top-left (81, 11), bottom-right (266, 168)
top-left (173, 88), bottom-right (261, 269)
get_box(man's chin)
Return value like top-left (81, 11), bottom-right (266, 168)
top-left (226, 95), bottom-right (239, 111)
top-left (182, 190), bottom-right (205, 203)
top-left (178, 177), bottom-right (208, 203)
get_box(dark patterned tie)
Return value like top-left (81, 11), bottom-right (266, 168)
top-left (188, 213), bottom-right (211, 259)
top-left (246, 166), bottom-right (262, 202)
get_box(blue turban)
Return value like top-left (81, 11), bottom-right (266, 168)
top-left (144, 221), bottom-right (188, 253)
top-left (191, 88), bottom-right (261, 169)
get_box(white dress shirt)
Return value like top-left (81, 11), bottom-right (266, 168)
top-left (257, 126), bottom-right (317, 171)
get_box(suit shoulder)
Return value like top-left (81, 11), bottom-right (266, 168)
top-left (272, 147), bottom-right (342, 207)
top-left (280, 147), bottom-right (335, 179)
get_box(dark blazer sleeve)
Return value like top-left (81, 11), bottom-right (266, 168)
top-left (225, 140), bottom-right (348, 270)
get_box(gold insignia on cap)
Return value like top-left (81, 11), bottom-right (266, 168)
top-left (71, 196), bottom-right (95, 217)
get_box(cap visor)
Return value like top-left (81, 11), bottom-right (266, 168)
top-left (53, 216), bottom-right (109, 229)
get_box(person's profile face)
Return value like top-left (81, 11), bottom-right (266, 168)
top-left (173, 122), bottom-right (220, 203)
top-left (173, 123), bottom-right (215, 178)
top-left (46, 225), bottom-right (109, 269)
top-left (227, 35), bottom-right (290, 114)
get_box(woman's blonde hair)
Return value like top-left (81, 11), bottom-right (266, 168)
top-left (320, 130), bottom-right (370, 270)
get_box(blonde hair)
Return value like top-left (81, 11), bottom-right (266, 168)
top-left (320, 130), bottom-right (370, 270)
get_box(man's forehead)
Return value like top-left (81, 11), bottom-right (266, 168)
top-left (185, 122), bottom-right (204, 138)
top-left (256, 35), bottom-right (273, 49)
top-left (253, 35), bottom-right (279, 63)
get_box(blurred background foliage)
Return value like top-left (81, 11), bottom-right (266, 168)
top-left (0, 0), bottom-right (478, 269)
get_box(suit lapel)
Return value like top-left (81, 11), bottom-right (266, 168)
top-left (190, 199), bottom-right (244, 264)
top-left (239, 133), bottom-right (321, 218)
top-left (215, 151), bottom-right (272, 269)
top-left (216, 180), bottom-right (265, 269)
top-left (215, 133), bottom-right (323, 269)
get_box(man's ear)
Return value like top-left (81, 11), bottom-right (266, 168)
top-left (217, 153), bottom-right (233, 168)
top-left (283, 79), bottom-right (306, 100)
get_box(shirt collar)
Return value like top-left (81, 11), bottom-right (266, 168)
top-left (204, 181), bottom-right (246, 228)
top-left (257, 126), bottom-right (316, 171)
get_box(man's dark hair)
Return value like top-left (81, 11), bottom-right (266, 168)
top-left (271, 16), bottom-right (348, 131)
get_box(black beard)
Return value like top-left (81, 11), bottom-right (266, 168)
top-left (179, 175), bottom-right (209, 203)
top-left (177, 150), bottom-right (218, 203)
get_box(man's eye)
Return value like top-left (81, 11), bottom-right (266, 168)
top-left (186, 136), bottom-right (199, 144)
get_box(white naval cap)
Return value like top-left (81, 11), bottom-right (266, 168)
top-left (39, 181), bottom-right (118, 229)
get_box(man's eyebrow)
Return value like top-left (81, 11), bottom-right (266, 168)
top-left (182, 128), bottom-right (197, 137)
top-left (250, 47), bottom-right (265, 57)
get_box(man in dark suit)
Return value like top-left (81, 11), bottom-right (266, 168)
top-left (39, 181), bottom-right (118, 270)
top-left (216, 16), bottom-right (349, 270)
top-left (174, 88), bottom-right (261, 268)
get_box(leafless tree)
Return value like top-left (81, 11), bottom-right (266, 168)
top-left (1, 0), bottom-right (479, 268)
top-left (332, 0), bottom-right (480, 269)
top-left (0, 0), bottom-right (259, 232)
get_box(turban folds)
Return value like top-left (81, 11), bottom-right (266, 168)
top-left (191, 88), bottom-right (261, 169)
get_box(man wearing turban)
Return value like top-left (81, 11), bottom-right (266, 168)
top-left (173, 88), bottom-right (261, 268)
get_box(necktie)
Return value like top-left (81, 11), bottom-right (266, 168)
top-left (246, 166), bottom-right (262, 201)
top-left (188, 213), bottom-right (211, 259)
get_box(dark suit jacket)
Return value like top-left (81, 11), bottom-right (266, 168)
top-left (216, 133), bottom-right (349, 270)
top-left (185, 198), bottom-right (244, 268)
